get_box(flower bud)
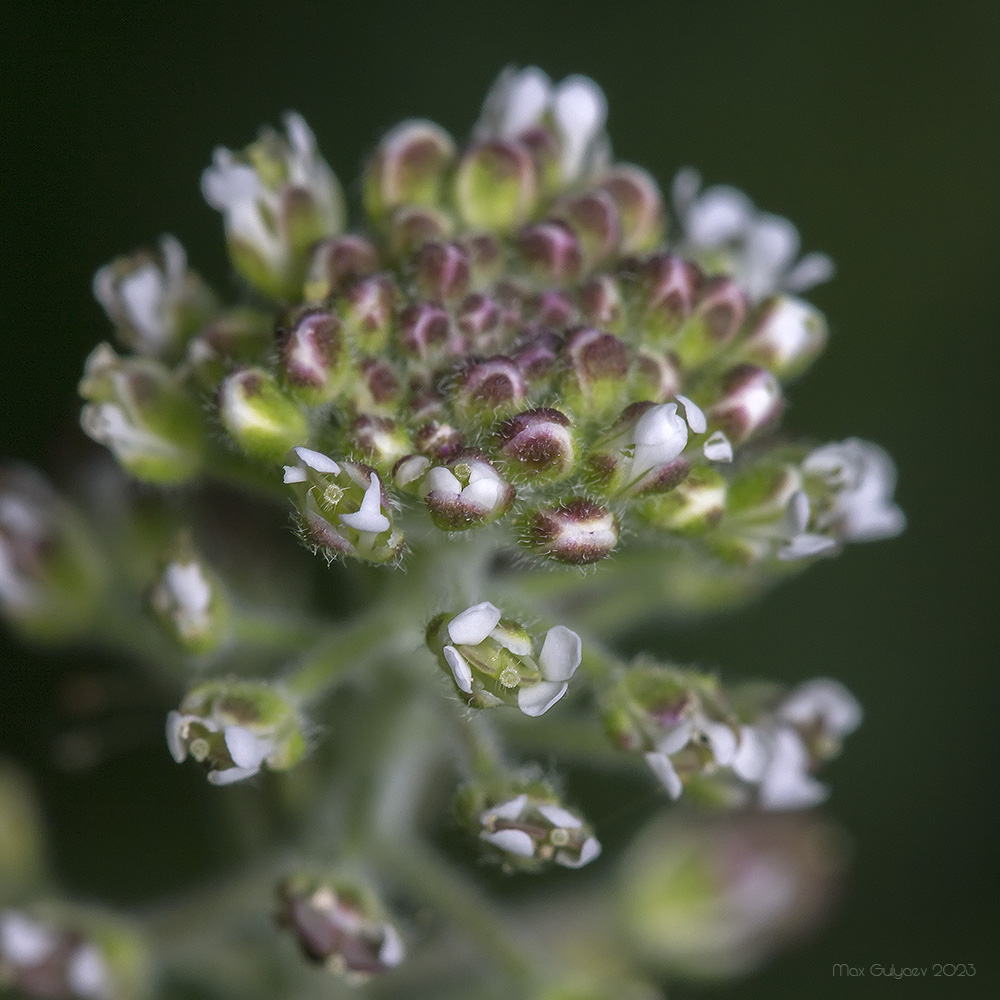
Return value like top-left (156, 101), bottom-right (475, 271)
top-left (603, 665), bottom-right (738, 800)
top-left (512, 326), bottom-right (563, 384)
top-left (186, 308), bottom-right (273, 390)
top-left (0, 908), bottom-right (150, 1000)
top-left (167, 679), bottom-right (305, 784)
top-left (456, 782), bottom-right (600, 871)
top-left (453, 356), bottom-right (527, 424)
top-left (338, 274), bottom-right (397, 354)
top-left (598, 165), bottom-right (666, 253)
top-left (148, 539), bottom-right (227, 654)
top-left (363, 120), bottom-right (455, 223)
top-left (303, 234), bottom-right (380, 301)
top-left (495, 408), bottom-right (576, 484)
top-left (560, 328), bottom-right (630, 420)
top-left (578, 274), bottom-right (625, 333)
top-left (636, 253), bottom-right (703, 343)
top-left (344, 416), bottom-right (413, 473)
top-left (0, 467), bottom-right (104, 644)
top-left (413, 420), bottom-right (466, 461)
top-left (673, 276), bottom-right (748, 368)
top-left (707, 364), bottom-right (784, 444)
top-left (739, 295), bottom-right (827, 379)
top-left (284, 449), bottom-right (404, 564)
top-left (619, 812), bottom-right (845, 979)
top-left (93, 235), bottom-right (217, 360)
top-left (426, 602), bottom-right (581, 715)
top-left (352, 358), bottom-right (404, 415)
top-left (386, 204), bottom-right (455, 257)
top-left (278, 308), bottom-right (348, 404)
top-left (415, 241), bottom-right (470, 302)
top-left (552, 190), bottom-right (621, 267)
top-left (202, 112), bottom-right (345, 300)
top-left (636, 466), bottom-right (727, 535)
top-left (520, 498), bottom-right (619, 564)
top-left (277, 874), bottom-right (404, 980)
top-left (218, 367), bottom-right (308, 461)
top-left (632, 347), bottom-right (682, 402)
top-left (456, 293), bottom-right (502, 349)
top-left (420, 456), bottom-right (514, 531)
top-left (456, 140), bottom-right (538, 231)
top-left (79, 345), bottom-right (206, 484)
top-left (517, 221), bottom-right (582, 285)
top-left (463, 232), bottom-right (505, 288)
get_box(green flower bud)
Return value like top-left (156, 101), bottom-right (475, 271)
top-left (427, 601), bottom-right (581, 715)
top-left (456, 780), bottom-right (600, 872)
top-left (552, 190), bottom-right (621, 267)
top-left (456, 139), bottom-right (538, 232)
top-left (338, 274), bottom-right (397, 354)
top-left (92, 235), bottom-right (217, 360)
top-left (399, 302), bottom-right (458, 362)
top-left (186, 307), bottom-right (273, 390)
top-left (518, 221), bottom-right (582, 285)
top-left (79, 344), bottom-right (206, 484)
top-left (344, 416), bottom-right (413, 474)
top-left (352, 357), bottom-right (404, 416)
top-left (738, 295), bottom-right (827, 380)
top-left (284, 448), bottom-right (403, 564)
top-left (636, 466), bottom-right (728, 534)
top-left (415, 241), bottom-right (470, 302)
top-left (673, 276), bottom-right (748, 368)
top-left (363, 120), bottom-right (456, 224)
top-left (598, 164), bottom-right (666, 253)
top-left (620, 812), bottom-right (845, 979)
top-left (578, 274), bottom-right (626, 333)
top-left (0, 907), bottom-right (151, 1000)
top-left (148, 537), bottom-right (228, 654)
top-left (303, 234), bottom-right (380, 301)
top-left (520, 498), bottom-right (620, 564)
top-left (202, 112), bottom-right (345, 300)
top-left (167, 679), bottom-right (305, 784)
top-left (386, 204), bottom-right (455, 257)
top-left (277, 874), bottom-right (404, 981)
top-left (278, 308), bottom-right (348, 405)
top-left (218, 367), bottom-right (308, 461)
top-left (0, 467), bottom-right (105, 644)
top-left (635, 252), bottom-right (703, 345)
top-left (559, 328), bottom-right (630, 421)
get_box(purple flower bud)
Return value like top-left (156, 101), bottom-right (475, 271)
top-left (386, 204), bottom-right (455, 257)
top-left (454, 356), bottom-right (527, 422)
top-left (353, 358), bottom-right (403, 415)
top-left (363, 120), bottom-right (456, 223)
top-left (518, 221), bottom-right (582, 285)
top-left (512, 326), bottom-right (563, 384)
top-left (345, 416), bottom-right (413, 472)
top-left (457, 293), bottom-right (501, 347)
top-left (674, 276), bottom-right (748, 367)
top-left (340, 274), bottom-right (397, 353)
top-left (415, 242), bottom-right (470, 302)
top-left (638, 253), bottom-right (703, 338)
top-left (305, 234), bottom-right (379, 299)
top-left (278, 308), bottom-right (346, 404)
top-left (495, 407), bottom-right (576, 483)
top-left (521, 498), bottom-right (620, 564)
top-left (561, 327), bottom-right (630, 418)
top-left (708, 365), bottom-right (784, 444)
top-left (398, 302), bottom-right (455, 361)
top-left (462, 232), bottom-right (504, 288)
top-left (578, 274), bottom-right (625, 332)
top-left (455, 139), bottom-right (538, 231)
top-left (420, 455), bottom-right (515, 531)
top-left (414, 421), bottom-right (466, 461)
top-left (552, 189), bottom-right (621, 266)
top-left (599, 165), bottom-right (666, 253)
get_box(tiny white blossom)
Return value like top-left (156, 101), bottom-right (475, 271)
top-left (703, 430), bottom-right (734, 463)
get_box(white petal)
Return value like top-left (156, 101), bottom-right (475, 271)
top-left (656, 720), bottom-right (694, 755)
top-left (703, 721), bottom-right (738, 766)
top-left (378, 924), bottom-right (405, 968)
top-left (731, 725), bottom-right (769, 782)
top-left (685, 185), bottom-right (754, 246)
top-left (537, 626), bottom-right (582, 681)
top-left (282, 465), bottom-right (307, 484)
top-left (443, 645), bottom-right (474, 694)
top-left (165, 711), bottom-right (188, 763)
top-left (339, 475), bottom-right (390, 534)
top-left (758, 728), bottom-right (829, 810)
top-left (162, 562), bottom-right (211, 618)
top-left (462, 476), bottom-right (502, 511)
top-left (747, 214), bottom-right (800, 275)
top-left (645, 751), bottom-right (683, 799)
top-left (784, 252), bottom-right (835, 292)
top-left (631, 403), bottom-right (688, 475)
top-left (552, 75), bottom-right (607, 179)
top-left (671, 167), bottom-right (702, 218)
top-left (778, 532), bottom-right (837, 561)
top-left (283, 111), bottom-right (316, 157)
top-left (675, 394), bottom-right (707, 434)
top-left (500, 67), bottom-right (552, 136)
top-left (536, 804), bottom-right (583, 830)
top-left (481, 828), bottom-right (535, 857)
top-left (422, 465), bottom-right (462, 497)
top-left (517, 680), bottom-right (568, 717)
top-left (486, 794), bottom-right (529, 822)
top-left (786, 490), bottom-right (811, 533)
top-left (556, 835), bottom-right (601, 869)
top-left (703, 430), bottom-right (734, 463)
top-left (66, 944), bottom-right (109, 998)
top-left (224, 725), bottom-right (269, 770)
top-left (207, 765), bottom-right (259, 786)
top-left (0, 912), bottom-right (56, 965)
top-left (780, 678), bottom-right (862, 736)
top-left (119, 264), bottom-right (166, 346)
top-left (293, 446), bottom-right (340, 474)
top-left (448, 601), bottom-right (503, 646)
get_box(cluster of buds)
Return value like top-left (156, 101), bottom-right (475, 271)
top-left (456, 780), bottom-right (600, 872)
top-left (0, 909), bottom-right (148, 1000)
top-left (605, 665), bottom-right (860, 808)
top-left (166, 680), bottom-right (305, 785)
top-left (78, 67), bottom-right (901, 578)
top-left (0, 467), bottom-right (104, 643)
top-left (276, 874), bottom-right (404, 981)
top-left (426, 602), bottom-right (581, 716)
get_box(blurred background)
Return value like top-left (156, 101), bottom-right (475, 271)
top-left (3, 2), bottom-right (997, 997)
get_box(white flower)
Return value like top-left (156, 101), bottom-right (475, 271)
top-left (420, 459), bottom-right (511, 519)
top-left (672, 168), bottom-right (834, 302)
top-left (166, 710), bottom-right (273, 785)
top-left (779, 678), bottom-right (863, 737)
top-left (645, 711), bottom-right (739, 800)
top-left (703, 430), bottom-right (734, 463)
top-left (478, 794), bottom-right (601, 868)
top-left (777, 490), bottom-right (838, 561)
top-left (803, 438), bottom-right (905, 542)
top-left (151, 560), bottom-right (213, 645)
top-left (626, 395), bottom-right (707, 483)
top-left (477, 66), bottom-right (609, 182)
top-left (0, 911), bottom-right (56, 966)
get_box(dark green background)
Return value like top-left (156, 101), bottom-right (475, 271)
top-left (3, 3), bottom-right (997, 998)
